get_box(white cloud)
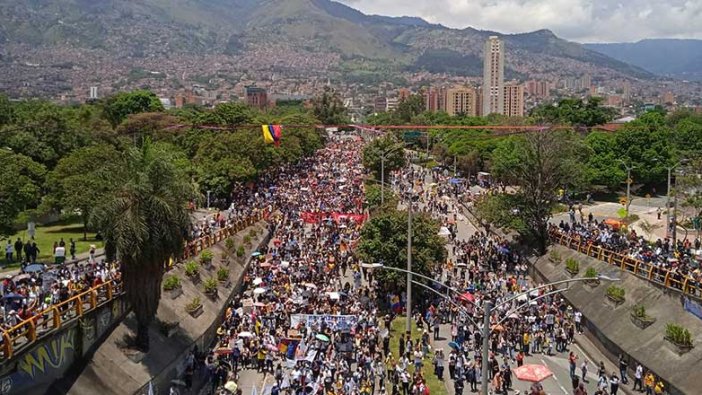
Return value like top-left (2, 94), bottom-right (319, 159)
top-left (336, 0), bottom-right (702, 42)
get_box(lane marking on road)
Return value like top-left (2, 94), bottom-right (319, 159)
top-left (541, 358), bottom-right (568, 394)
top-left (260, 373), bottom-right (269, 395)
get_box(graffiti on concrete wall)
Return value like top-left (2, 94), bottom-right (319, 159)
top-left (0, 327), bottom-right (77, 395)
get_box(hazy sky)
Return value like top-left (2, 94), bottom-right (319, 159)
top-left (338, 0), bottom-right (702, 43)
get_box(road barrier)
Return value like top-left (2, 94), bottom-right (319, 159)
top-left (549, 229), bottom-right (702, 300)
top-left (0, 210), bottom-right (268, 362)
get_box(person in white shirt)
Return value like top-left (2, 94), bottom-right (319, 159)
top-left (634, 363), bottom-right (644, 391)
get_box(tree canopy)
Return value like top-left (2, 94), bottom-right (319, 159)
top-left (103, 90), bottom-right (164, 128)
top-left (90, 140), bottom-right (197, 351)
top-left (356, 209), bottom-right (446, 301)
top-left (362, 135), bottom-right (407, 181)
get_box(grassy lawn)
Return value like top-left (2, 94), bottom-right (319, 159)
top-left (1, 217), bottom-right (103, 270)
top-left (388, 315), bottom-right (446, 395)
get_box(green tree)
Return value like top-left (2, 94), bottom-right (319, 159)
top-left (362, 135), bottom-right (407, 180)
top-left (356, 209), bottom-right (446, 300)
top-left (90, 140), bottom-right (196, 351)
top-left (583, 132), bottom-right (624, 190)
top-left (0, 100), bottom-right (91, 168)
top-left (395, 94), bottom-right (425, 123)
top-left (47, 145), bottom-right (122, 239)
top-left (103, 90), bottom-right (164, 128)
top-left (0, 94), bottom-right (13, 127)
top-left (613, 112), bottom-right (673, 185)
top-left (530, 97), bottom-right (617, 127)
top-left (491, 131), bottom-right (587, 253)
top-left (312, 86), bottom-right (348, 125)
top-left (0, 150), bottom-right (46, 237)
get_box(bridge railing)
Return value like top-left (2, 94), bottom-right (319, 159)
top-left (549, 229), bottom-right (702, 300)
top-left (0, 210), bottom-right (268, 362)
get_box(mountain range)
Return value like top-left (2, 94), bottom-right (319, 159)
top-left (0, 0), bottom-right (668, 97)
top-left (585, 39), bottom-right (702, 81)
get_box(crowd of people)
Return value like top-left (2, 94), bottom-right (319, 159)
top-left (551, 213), bottom-right (702, 295)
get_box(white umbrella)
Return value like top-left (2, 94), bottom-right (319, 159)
top-left (327, 292), bottom-right (341, 300)
top-left (238, 331), bottom-right (254, 338)
top-left (224, 381), bottom-right (238, 392)
top-left (456, 262), bottom-right (467, 268)
top-left (517, 294), bottom-right (528, 303)
top-left (438, 227), bottom-right (451, 237)
top-left (304, 283), bottom-right (317, 289)
top-left (281, 261), bottom-right (290, 268)
top-left (253, 287), bottom-right (267, 295)
top-left (252, 278), bottom-right (263, 286)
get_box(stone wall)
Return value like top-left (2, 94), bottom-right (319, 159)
top-left (532, 245), bottom-right (702, 395)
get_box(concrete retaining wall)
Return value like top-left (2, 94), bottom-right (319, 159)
top-left (532, 245), bottom-right (702, 395)
top-left (0, 297), bottom-right (129, 395)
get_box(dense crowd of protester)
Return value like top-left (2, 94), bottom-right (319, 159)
top-left (551, 215), bottom-right (702, 295)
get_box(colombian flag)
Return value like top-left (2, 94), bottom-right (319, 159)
top-left (262, 124), bottom-right (283, 146)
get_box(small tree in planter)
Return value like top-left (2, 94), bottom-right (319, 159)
top-left (225, 238), bottom-right (235, 252)
top-left (665, 323), bottom-right (693, 355)
top-left (584, 267), bottom-right (600, 286)
top-left (203, 277), bottom-right (219, 299)
top-left (605, 285), bottom-right (625, 306)
top-left (243, 235), bottom-right (252, 247)
top-left (163, 276), bottom-right (183, 299)
top-left (630, 304), bottom-right (656, 329)
top-left (548, 250), bottom-right (562, 264)
top-left (185, 260), bottom-right (200, 281)
top-left (200, 250), bottom-right (214, 270)
top-left (185, 296), bottom-right (203, 318)
top-left (565, 258), bottom-right (579, 276)
top-left (236, 245), bottom-right (246, 258)
top-left (217, 267), bottom-right (230, 283)
top-left (249, 229), bottom-right (258, 238)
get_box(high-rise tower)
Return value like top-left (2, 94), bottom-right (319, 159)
top-left (482, 36), bottom-right (504, 116)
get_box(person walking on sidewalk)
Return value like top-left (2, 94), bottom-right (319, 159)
top-left (618, 355), bottom-right (628, 384)
top-left (633, 363), bottom-right (644, 391)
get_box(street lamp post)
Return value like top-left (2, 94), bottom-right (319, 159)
top-left (479, 275), bottom-right (619, 395)
top-left (619, 160), bottom-right (636, 217)
top-left (406, 195), bottom-right (413, 334)
top-left (380, 145), bottom-right (405, 206)
top-left (364, 262), bottom-right (619, 395)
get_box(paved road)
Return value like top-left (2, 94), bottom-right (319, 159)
top-left (410, 168), bottom-right (632, 395)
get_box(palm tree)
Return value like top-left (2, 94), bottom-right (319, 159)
top-left (92, 140), bottom-right (196, 351)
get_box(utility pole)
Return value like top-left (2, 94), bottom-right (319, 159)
top-left (406, 171), bottom-right (413, 334)
top-left (381, 157), bottom-right (385, 206)
top-left (619, 160), bottom-right (636, 217)
top-left (481, 301), bottom-right (492, 395)
top-left (454, 155), bottom-right (457, 177)
top-left (666, 167), bottom-right (672, 238)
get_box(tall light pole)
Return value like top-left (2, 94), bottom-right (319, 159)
top-left (364, 262), bottom-right (619, 395)
top-left (619, 160), bottom-right (636, 217)
top-left (380, 146), bottom-right (405, 206)
top-left (406, 171), bottom-right (414, 334)
top-left (661, 159), bottom-right (688, 239)
top-left (479, 275), bottom-right (619, 395)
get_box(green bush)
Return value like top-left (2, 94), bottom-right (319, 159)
top-left (606, 285), bottom-right (625, 301)
top-left (632, 304), bottom-right (648, 319)
top-left (184, 261), bottom-right (199, 277)
top-left (225, 238), bottom-right (235, 251)
top-left (249, 229), bottom-right (258, 238)
top-left (584, 267), bottom-right (598, 279)
top-left (565, 258), bottom-right (579, 273)
top-left (200, 250), bottom-right (214, 264)
top-left (236, 245), bottom-right (245, 257)
top-left (203, 277), bottom-right (218, 293)
top-left (665, 323), bottom-right (693, 346)
top-left (186, 297), bottom-right (202, 312)
top-left (217, 267), bottom-right (229, 282)
top-left (243, 235), bottom-right (252, 245)
top-left (163, 276), bottom-right (181, 291)
top-left (548, 250), bottom-right (562, 263)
